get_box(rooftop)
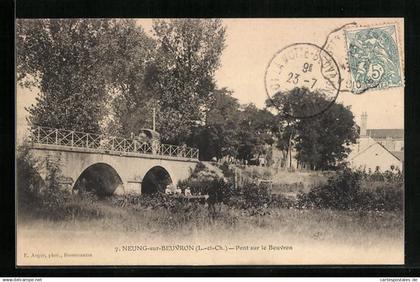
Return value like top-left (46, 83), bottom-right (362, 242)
top-left (366, 129), bottom-right (404, 139)
top-left (390, 151), bottom-right (404, 162)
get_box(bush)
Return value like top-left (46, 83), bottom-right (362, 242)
top-left (268, 194), bottom-right (296, 209)
top-left (219, 161), bottom-right (235, 179)
top-left (297, 167), bottom-right (403, 211)
top-left (178, 162), bottom-right (232, 199)
top-left (242, 181), bottom-right (271, 208)
top-left (271, 182), bottom-right (306, 194)
top-left (17, 143), bottom-right (104, 221)
top-left (358, 182), bottom-right (403, 211)
top-left (58, 191), bottom-right (104, 220)
top-left (225, 181), bottom-right (272, 215)
top-left (194, 161), bottom-right (207, 173)
top-left (16, 144), bottom-right (69, 218)
top-left (39, 157), bottom-right (69, 216)
top-left (298, 168), bottom-right (362, 210)
top-left (110, 193), bottom-right (223, 229)
top-left (356, 167), bottom-right (403, 183)
top-left (16, 143), bottom-right (44, 214)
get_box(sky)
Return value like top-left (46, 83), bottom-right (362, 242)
top-left (137, 18), bottom-right (404, 130)
top-left (17, 18), bottom-right (404, 140)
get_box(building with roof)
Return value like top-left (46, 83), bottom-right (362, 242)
top-left (347, 112), bottom-right (404, 172)
top-left (347, 136), bottom-right (403, 171)
top-left (366, 128), bottom-right (404, 152)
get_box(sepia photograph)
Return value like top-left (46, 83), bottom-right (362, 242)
top-left (15, 18), bottom-right (404, 265)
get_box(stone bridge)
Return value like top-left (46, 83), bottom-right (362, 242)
top-left (28, 127), bottom-right (199, 195)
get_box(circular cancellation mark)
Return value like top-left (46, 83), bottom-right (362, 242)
top-left (264, 42), bottom-right (342, 119)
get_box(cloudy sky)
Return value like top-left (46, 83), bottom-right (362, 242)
top-left (17, 18), bottom-right (404, 139)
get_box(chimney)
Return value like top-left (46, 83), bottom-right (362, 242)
top-left (360, 112), bottom-right (367, 136)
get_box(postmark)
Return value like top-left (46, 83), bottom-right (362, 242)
top-left (344, 24), bottom-right (403, 94)
top-left (264, 42), bottom-right (341, 119)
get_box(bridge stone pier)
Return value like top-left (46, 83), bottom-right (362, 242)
top-left (27, 127), bottom-right (199, 195)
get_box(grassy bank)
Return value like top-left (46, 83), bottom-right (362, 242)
top-left (18, 196), bottom-right (403, 246)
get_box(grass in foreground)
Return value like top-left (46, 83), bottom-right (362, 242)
top-left (18, 196), bottom-right (403, 247)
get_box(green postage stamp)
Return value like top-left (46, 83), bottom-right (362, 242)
top-left (344, 24), bottom-right (403, 94)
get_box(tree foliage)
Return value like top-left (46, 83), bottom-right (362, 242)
top-left (189, 88), bottom-right (240, 160)
top-left (16, 19), bottom-right (156, 134)
top-left (267, 87), bottom-right (358, 170)
top-left (295, 102), bottom-right (358, 170)
top-left (102, 20), bottom-right (156, 135)
top-left (189, 89), bottom-right (277, 162)
top-left (17, 18), bottom-right (226, 142)
top-left (148, 19), bottom-right (226, 143)
top-left (17, 19), bottom-right (114, 132)
top-left (236, 104), bottom-right (276, 162)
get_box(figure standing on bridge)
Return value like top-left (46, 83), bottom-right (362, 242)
top-left (180, 143), bottom-right (187, 158)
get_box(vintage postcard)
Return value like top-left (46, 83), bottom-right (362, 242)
top-left (16, 18), bottom-right (404, 265)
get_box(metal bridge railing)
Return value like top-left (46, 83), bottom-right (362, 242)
top-left (29, 126), bottom-right (199, 160)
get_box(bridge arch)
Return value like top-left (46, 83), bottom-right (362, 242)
top-left (28, 145), bottom-right (198, 196)
top-left (73, 162), bottom-right (123, 197)
top-left (141, 166), bottom-right (173, 194)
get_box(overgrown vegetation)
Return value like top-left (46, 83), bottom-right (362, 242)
top-left (225, 181), bottom-right (272, 216)
top-left (17, 144), bottom-right (104, 221)
top-left (177, 162), bottom-right (230, 199)
top-left (297, 168), bottom-right (403, 212)
top-left (16, 144), bottom-right (44, 214)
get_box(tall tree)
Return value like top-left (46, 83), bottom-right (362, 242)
top-left (266, 92), bottom-right (300, 168)
top-left (103, 20), bottom-right (157, 136)
top-left (189, 90), bottom-right (277, 162)
top-left (294, 102), bottom-right (358, 170)
top-left (148, 19), bottom-right (226, 144)
top-left (189, 88), bottom-right (241, 160)
top-left (17, 19), bottom-right (117, 132)
top-left (267, 87), bottom-right (358, 170)
top-left (236, 104), bottom-right (276, 162)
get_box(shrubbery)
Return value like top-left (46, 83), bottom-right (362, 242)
top-left (226, 181), bottom-right (270, 211)
top-left (178, 162), bottom-right (232, 201)
top-left (112, 192), bottom-right (204, 211)
top-left (173, 162), bottom-right (277, 216)
top-left (16, 144), bottom-right (44, 213)
top-left (358, 182), bottom-right (403, 212)
top-left (17, 143), bottom-right (104, 221)
top-left (227, 180), bottom-right (301, 216)
top-left (358, 167), bottom-right (404, 183)
top-left (110, 192), bottom-right (236, 229)
top-left (218, 161), bottom-right (235, 180)
top-left (272, 182), bottom-right (306, 194)
top-left (17, 144), bottom-right (68, 218)
top-left (297, 168), bottom-right (361, 210)
top-left (297, 167), bottom-right (403, 211)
